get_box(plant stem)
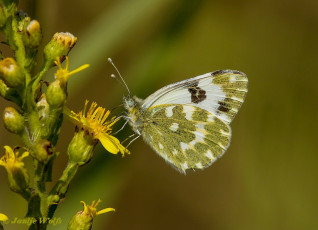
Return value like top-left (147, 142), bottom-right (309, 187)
top-left (47, 162), bottom-right (79, 218)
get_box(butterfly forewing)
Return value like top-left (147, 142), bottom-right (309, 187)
top-left (142, 104), bottom-right (231, 173)
top-left (142, 70), bottom-right (248, 124)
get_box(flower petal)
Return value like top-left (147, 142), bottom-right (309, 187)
top-left (97, 133), bottom-right (123, 154)
top-left (0, 213), bottom-right (8, 221)
top-left (20, 151), bottom-right (29, 160)
top-left (4, 146), bottom-right (14, 158)
top-left (96, 208), bottom-right (115, 215)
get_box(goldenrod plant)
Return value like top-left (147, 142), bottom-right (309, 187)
top-left (0, 1), bottom-right (128, 229)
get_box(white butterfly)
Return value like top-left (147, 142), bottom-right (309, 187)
top-left (109, 59), bottom-right (248, 173)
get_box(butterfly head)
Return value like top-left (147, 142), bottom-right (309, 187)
top-left (123, 95), bottom-right (135, 111)
top-left (123, 95), bottom-right (143, 112)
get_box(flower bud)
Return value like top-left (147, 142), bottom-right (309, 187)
top-left (67, 130), bottom-right (96, 166)
top-left (3, 107), bottom-right (24, 134)
top-left (46, 80), bottom-right (67, 108)
top-left (67, 200), bottom-right (114, 230)
top-left (31, 140), bottom-right (53, 162)
top-left (0, 79), bottom-right (12, 97)
top-left (0, 58), bottom-right (25, 88)
top-left (43, 32), bottom-right (77, 68)
top-left (36, 93), bottom-right (49, 118)
top-left (23, 20), bottom-right (42, 48)
top-left (0, 80), bottom-right (22, 105)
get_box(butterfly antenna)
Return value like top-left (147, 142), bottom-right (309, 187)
top-left (108, 58), bottom-right (131, 96)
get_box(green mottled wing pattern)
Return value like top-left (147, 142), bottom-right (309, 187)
top-left (142, 104), bottom-right (231, 173)
top-left (211, 70), bottom-right (248, 123)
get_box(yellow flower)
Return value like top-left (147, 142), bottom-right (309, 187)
top-left (0, 213), bottom-right (8, 222)
top-left (0, 146), bottom-right (29, 170)
top-left (54, 56), bottom-right (89, 85)
top-left (46, 57), bottom-right (89, 108)
top-left (65, 100), bottom-right (129, 156)
top-left (0, 146), bottom-right (30, 198)
top-left (67, 199), bottom-right (114, 230)
top-left (80, 199), bottom-right (115, 218)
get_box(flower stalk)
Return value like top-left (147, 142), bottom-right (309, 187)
top-left (0, 2), bottom-right (128, 229)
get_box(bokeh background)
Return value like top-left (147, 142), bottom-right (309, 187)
top-left (1, 0), bottom-right (318, 229)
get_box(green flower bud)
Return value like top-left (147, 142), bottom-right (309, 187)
top-left (43, 32), bottom-right (77, 69)
top-left (67, 130), bottom-right (96, 166)
top-left (0, 58), bottom-right (25, 88)
top-left (32, 139), bottom-right (53, 162)
top-left (0, 79), bottom-right (10, 97)
top-left (0, 79), bottom-right (12, 96)
top-left (0, 80), bottom-right (22, 105)
top-left (23, 20), bottom-right (42, 48)
top-left (46, 80), bottom-right (67, 108)
top-left (3, 107), bottom-right (24, 134)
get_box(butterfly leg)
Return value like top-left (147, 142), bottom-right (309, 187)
top-left (111, 114), bottom-right (130, 124)
top-left (125, 134), bottom-right (141, 149)
top-left (122, 133), bottom-right (138, 144)
top-left (121, 132), bottom-right (141, 150)
top-left (112, 119), bottom-right (129, 135)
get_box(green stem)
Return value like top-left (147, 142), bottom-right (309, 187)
top-left (50, 161), bottom-right (79, 197)
top-left (47, 162), bottom-right (79, 218)
top-left (25, 63), bottom-right (50, 112)
top-left (27, 162), bottom-right (79, 230)
top-left (34, 160), bottom-right (46, 193)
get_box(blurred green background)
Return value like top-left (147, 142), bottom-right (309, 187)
top-left (1, 0), bottom-right (318, 229)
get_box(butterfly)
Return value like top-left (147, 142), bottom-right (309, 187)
top-left (109, 60), bottom-right (248, 173)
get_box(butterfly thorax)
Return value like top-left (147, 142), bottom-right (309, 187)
top-left (123, 95), bottom-right (145, 134)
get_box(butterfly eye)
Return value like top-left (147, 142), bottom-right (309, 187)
top-left (123, 97), bottom-right (135, 109)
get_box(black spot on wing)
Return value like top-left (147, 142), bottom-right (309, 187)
top-left (218, 101), bottom-right (230, 112)
top-left (187, 82), bottom-right (207, 104)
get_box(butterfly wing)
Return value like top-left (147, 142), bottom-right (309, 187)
top-left (142, 104), bottom-right (231, 173)
top-left (142, 70), bottom-right (248, 124)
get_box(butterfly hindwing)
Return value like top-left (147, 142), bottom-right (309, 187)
top-left (142, 70), bottom-right (248, 124)
top-left (142, 104), bottom-right (231, 173)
